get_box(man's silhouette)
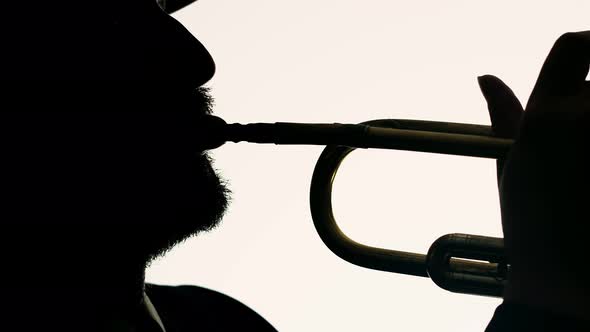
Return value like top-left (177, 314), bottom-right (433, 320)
top-left (1, 1), bottom-right (275, 330)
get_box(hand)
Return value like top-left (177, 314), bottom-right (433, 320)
top-left (478, 31), bottom-right (590, 319)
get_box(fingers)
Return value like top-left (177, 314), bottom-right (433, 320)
top-left (478, 75), bottom-right (524, 138)
top-left (528, 31), bottom-right (590, 109)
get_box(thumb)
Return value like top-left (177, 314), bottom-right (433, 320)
top-left (477, 75), bottom-right (524, 185)
top-left (477, 75), bottom-right (524, 139)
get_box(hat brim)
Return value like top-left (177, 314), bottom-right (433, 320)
top-left (161, 0), bottom-right (198, 14)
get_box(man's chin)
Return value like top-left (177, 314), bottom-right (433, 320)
top-left (142, 152), bottom-right (230, 263)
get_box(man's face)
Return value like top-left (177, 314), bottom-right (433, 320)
top-left (96, 1), bottom-right (231, 263)
top-left (3, 1), bottom-right (229, 269)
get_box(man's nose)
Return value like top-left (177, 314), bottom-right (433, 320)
top-left (149, 9), bottom-right (216, 87)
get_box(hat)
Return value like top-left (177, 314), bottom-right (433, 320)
top-left (158, 0), bottom-right (198, 14)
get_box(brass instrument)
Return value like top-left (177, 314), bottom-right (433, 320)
top-left (197, 115), bottom-right (513, 297)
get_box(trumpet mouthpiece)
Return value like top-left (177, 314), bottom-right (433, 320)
top-left (195, 115), bottom-right (228, 150)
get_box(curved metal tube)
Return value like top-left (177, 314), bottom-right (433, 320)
top-left (309, 119), bottom-right (509, 296)
top-left (310, 140), bottom-right (429, 277)
top-left (197, 115), bottom-right (513, 297)
top-left (426, 234), bottom-right (507, 297)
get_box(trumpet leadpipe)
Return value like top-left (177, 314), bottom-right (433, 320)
top-left (198, 115), bottom-right (514, 159)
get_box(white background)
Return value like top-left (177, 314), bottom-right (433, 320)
top-left (147, 1), bottom-right (590, 331)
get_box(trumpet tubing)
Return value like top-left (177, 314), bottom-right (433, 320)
top-left (197, 116), bottom-right (513, 158)
top-left (198, 115), bottom-right (514, 297)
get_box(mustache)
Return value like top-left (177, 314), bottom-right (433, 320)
top-left (194, 86), bottom-right (215, 115)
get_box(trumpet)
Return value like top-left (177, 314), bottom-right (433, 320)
top-left (197, 115), bottom-right (514, 297)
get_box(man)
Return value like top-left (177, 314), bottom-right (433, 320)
top-left (1, 0), bottom-right (275, 330)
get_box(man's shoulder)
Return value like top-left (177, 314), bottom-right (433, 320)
top-left (146, 283), bottom-right (277, 332)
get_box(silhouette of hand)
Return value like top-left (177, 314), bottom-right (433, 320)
top-left (478, 31), bottom-right (590, 318)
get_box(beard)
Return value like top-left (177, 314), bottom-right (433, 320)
top-left (1, 85), bottom-right (231, 278)
top-left (141, 151), bottom-right (231, 263)
top-left (133, 86), bottom-right (232, 264)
